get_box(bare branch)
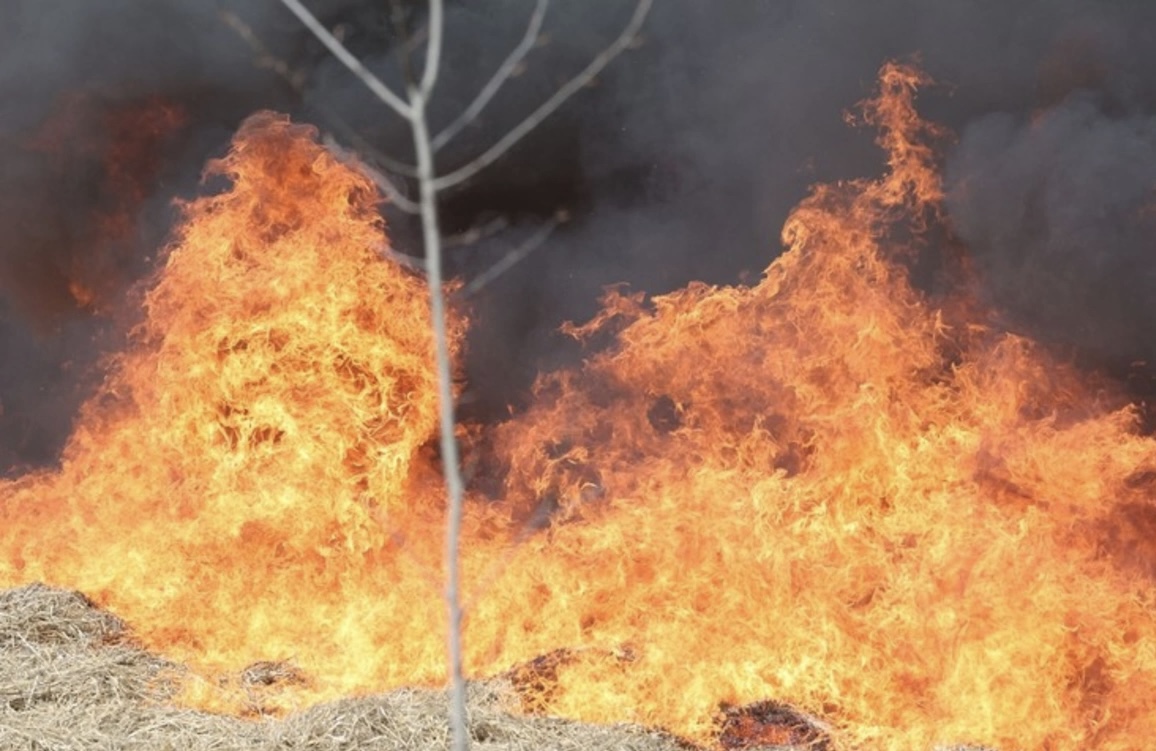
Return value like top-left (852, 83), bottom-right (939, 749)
top-left (219, 8), bottom-right (419, 178)
top-left (374, 241), bottom-right (427, 272)
top-left (419, 0), bottom-right (444, 98)
top-left (460, 212), bottom-right (565, 297)
top-left (277, 0), bottom-right (413, 120)
top-left (325, 124), bottom-right (417, 179)
top-left (323, 134), bottom-right (420, 214)
top-left (431, 0), bottom-right (550, 153)
top-left (443, 216), bottom-right (509, 249)
top-left (387, 0), bottom-right (419, 86)
top-left (218, 9), bottom-right (303, 88)
top-left (432, 0), bottom-right (653, 192)
top-left (394, 11), bottom-right (430, 65)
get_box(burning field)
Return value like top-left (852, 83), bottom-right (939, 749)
top-left (5, 58), bottom-right (1156, 751)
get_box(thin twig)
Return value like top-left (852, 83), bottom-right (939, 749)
top-left (388, 0), bottom-right (418, 88)
top-left (374, 241), bottom-right (427, 272)
top-left (277, 0), bottom-right (413, 119)
top-left (419, 0), bottom-right (444, 98)
top-left (460, 212), bottom-right (565, 297)
top-left (221, 10), bottom-right (409, 164)
top-left (431, 0), bottom-right (550, 153)
top-left (376, 216), bottom-right (513, 266)
top-left (324, 121), bottom-right (416, 178)
top-left (219, 7), bottom-right (420, 201)
top-left (398, 24), bottom-right (430, 64)
top-left (323, 134), bottom-right (420, 214)
top-left (218, 8), bottom-right (303, 88)
top-left (432, 0), bottom-right (652, 191)
top-left (443, 216), bottom-right (510, 249)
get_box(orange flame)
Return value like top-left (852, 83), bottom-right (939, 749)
top-left (1, 111), bottom-right (466, 706)
top-left (487, 64), bottom-right (1156, 748)
top-left (5, 64), bottom-right (1156, 751)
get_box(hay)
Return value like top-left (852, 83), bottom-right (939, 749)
top-left (0, 584), bottom-right (692, 751)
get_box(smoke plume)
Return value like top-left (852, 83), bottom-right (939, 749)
top-left (4, 0), bottom-right (1156, 469)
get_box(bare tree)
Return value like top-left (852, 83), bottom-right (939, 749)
top-left (271, 1), bottom-right (652, 748)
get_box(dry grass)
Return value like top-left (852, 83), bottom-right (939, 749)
top-left (0, 584), bottom-right (1005, 751)
top-left (0, 584), bottom-right (691, 751)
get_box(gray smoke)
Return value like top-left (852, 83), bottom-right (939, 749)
top-left (4, 0), bottom-right (1156, 470)
top-left (942, 9), bottom-right (1156, 375)
top-left (946, 97), bottom-right (1156, 366)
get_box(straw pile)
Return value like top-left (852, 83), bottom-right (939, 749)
top-left (0, 584), bottom-right (1003, 750)
top-left (0, 584), bottom-right (689, 751)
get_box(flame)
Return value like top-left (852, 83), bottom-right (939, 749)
top-left (485, 64), bottom-right (1156, 748)
top-left (5, 64), bottom-right (1156, 750)
top-left (1, 112), bottom-right (466, 707)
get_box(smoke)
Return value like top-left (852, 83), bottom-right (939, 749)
top-left (946, 98), bottom-right (1156, 366)
top-left (0, 0), bottom-right (295, 467)
top-left (944, 14), bottom-right (1156, 376)
top-left (3, 0), bottom-right (1156, 469)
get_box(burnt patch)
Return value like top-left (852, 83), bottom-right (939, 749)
top-left (716, 700), bottom-right (831, 750)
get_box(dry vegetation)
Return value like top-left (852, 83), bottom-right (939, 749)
top-left (0, 584), bottom-right (690, 751)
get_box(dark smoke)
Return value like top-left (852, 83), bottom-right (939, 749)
top-left (3, 0), bottom-right (1156, 471)
top-left (946, 96), bottom-right (1156, 366)
top-left (944, 15), bottom-right (1156, 375)
top-left (0, 0), bottom-right (298, 469)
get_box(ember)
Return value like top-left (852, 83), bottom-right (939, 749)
top-left (716, 701), bottom-right (830, 751)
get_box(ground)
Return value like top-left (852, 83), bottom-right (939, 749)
top-left (0, 583), bottom-right (700, 751)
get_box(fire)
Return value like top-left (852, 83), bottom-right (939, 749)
top-left (485, 64), bottom-right (1156, 749)
top-left (4, 64), bottom-right (1156, 750)
top-left (0, 112), bottom-right (466, 707)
